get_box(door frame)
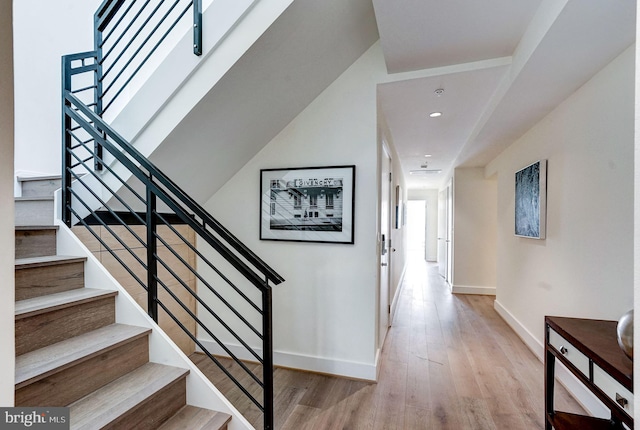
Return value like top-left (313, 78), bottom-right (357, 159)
top-left (378, 141), bottom-right (393, 350)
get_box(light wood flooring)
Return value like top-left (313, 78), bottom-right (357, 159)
top-left (191, 257), bottom-right (585, 429)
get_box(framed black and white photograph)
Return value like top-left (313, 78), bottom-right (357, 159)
top-left (260, 165), bottom-right (356, 244)
top-left (515, 159), bottom-right (547, 239)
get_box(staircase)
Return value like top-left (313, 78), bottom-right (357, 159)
top-left (14, 177), bottom-right (232, 429)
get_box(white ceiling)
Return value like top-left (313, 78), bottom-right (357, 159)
top-left (373, 0), bottom-right (636, 189)
top-left (153, 0), bottom-right (635, 200)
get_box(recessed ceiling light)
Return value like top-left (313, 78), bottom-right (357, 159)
top-left (410, 169), bottom-right (442, 175)
top-left (424, 154), bottom-right (432, 158)
top-left (429, 112), bottom-right (442, 118)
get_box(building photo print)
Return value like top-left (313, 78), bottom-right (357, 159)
top-left (260, 166), bottom-right (355, 244)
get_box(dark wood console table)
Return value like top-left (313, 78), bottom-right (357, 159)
top-left (545, 316), bottom-right (633, 429)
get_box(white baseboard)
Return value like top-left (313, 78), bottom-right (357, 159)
top-left (493, 300), bottom-right (610, 419)
top-left (452, 284), bottom-right (496, 295)
top-left (196, 339), bottom-right (378, 381)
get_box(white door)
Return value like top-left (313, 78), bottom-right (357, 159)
top-left (379, 145), bottom-right (392, 348)
top-left (437, 189), bottom-right (447, 278)
top-left (446, 184), bottom-right (453, 284)
top-left (437, 182), bottom-right (453, 284)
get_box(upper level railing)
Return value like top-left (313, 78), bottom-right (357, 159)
top-left (95, 0), bottom-right (202, 116)
top-left (61, 2), bottom-right (282, 429)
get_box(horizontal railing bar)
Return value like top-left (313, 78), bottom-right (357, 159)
top-left (64, 50), bottom-right (98, 63)
top-left (95, 0), bottom-right (126, 31)
top-left (65, 104), bottom-right (160, 190)
top-left (153, 262), bottom-right (264, 363)
top-left (102, 3), bottom-right (187, 111)
top-left (69, 173), bottom-right (148, 248)
top-left (76, 155), bottom-right (94, 165)
top-left (84, 211), bottom-right (188, 225)
top-left (68, 203), bottom-right (148, 291)
top-left (156, 301), bottom-right (266, 411)
top-left (154, 274), bottom-right (265, 386)
top-left (66, 90), bottom-right (283, 286)
top-left (155, 213), bottom-right (263, 314)
top-left (69, 63), bottom-right (99, 76)
top-left (66, 132), bottom-right (146, 206)
top-left (100, 0), bottom-right (142, 47)
top-left (69, 180), bottom-right (149, 269)
top-left (150, 185), bottom-right (272, 293)
top-left (154, 239), bottom-right (265, 346)
top-left (102, 0), bottom-right (170, 77)
top-left (102, 5), bottom-right (190, 113)
top-left (71, 84), bottom-right (98, 94)
top-left (68, 138), bottom-right (96, 150)
top-left (68, 167), bottom-right (147, 247)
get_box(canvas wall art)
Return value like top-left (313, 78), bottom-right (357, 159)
top-left (515, 160), bottom-right (547, 239)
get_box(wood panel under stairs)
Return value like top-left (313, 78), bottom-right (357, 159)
top-left (14, 223), bottom-right (231, 429)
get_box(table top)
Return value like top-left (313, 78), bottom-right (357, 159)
top-left (546, 316), bottom-right (633, 391)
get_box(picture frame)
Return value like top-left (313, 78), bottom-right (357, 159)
top-left (515, 159), bottom-right (547, 239)
top-left (260, 165), bottom-right (356, 244)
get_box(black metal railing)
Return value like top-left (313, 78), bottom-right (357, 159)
top-left (61, 2), bottom-right (282, 429)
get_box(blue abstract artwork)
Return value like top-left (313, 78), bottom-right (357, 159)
top-left (515, 160), bottom-right (546, 239)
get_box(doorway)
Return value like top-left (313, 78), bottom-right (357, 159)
top-left (407, 200), bottom-right (426, 261)
top-left (378, 144), bottom-right (392, 348)
top-left (437, 182), bottom-right (453, 285)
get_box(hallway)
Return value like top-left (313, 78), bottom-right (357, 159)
top-left (193, 257), bottom-right (584, 429)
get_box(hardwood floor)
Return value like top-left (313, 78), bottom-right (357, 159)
top-left (191, 257), bottom-right (585, 429)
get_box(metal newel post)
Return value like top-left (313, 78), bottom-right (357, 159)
top-left (61, 56), bottom-right (73, 227)
top-left (147, 186), bottom-right (158, 322)
top-left (94, 10), bottom-right (104, 170)
top-left (193, 0), bottom-right (202, 56)
top-left (263, 283), bottom-right (274, 430)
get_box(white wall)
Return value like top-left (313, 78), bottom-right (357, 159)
top-left (199, 43), bottom-right (389, 380)
top-left (451, 168), bottom-right (497, 295)
top-left (634, 8), bottom-right (640, 418)
top-left (408, 189), bottom-right (438, 262)
top-left (13, 0), bottom-right (100, 192)
top-left (488, 45), bottom-right (634, 359)
top-left (0, 0), bottom-right (15, 406)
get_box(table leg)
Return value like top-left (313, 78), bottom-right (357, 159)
top-left (545, 347), bottom-right (555, 430)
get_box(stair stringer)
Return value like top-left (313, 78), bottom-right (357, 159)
top-left (52, 210), bottom-right (254, 430)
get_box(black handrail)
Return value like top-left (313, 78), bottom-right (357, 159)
top-left (61, 2), bottom-right (280, 429)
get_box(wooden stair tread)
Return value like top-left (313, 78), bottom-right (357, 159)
top-left (16, 323), bottom-right (150, 388)
top-left (69, 362), bottom-right (189, 429)
top-left (15, 255), bottom-right (86, 269)
top-left (15, 225), bottom-right (58, 231)
top-left (18, 175), bottom-right (62, 182)
top-left (158, 405), bottom-right (232, 430)
top-left (15, 288), bottom-right (117, 319)
top-left (15, 196), bottom-right (55, 201)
